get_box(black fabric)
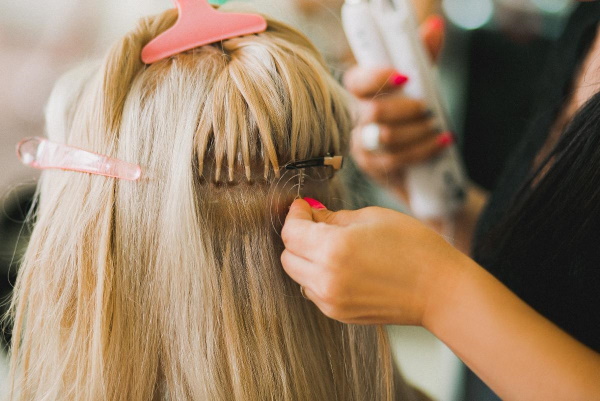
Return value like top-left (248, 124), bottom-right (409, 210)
top-left (462, 30), bottom-right (553, 191)
top-left (473, 2), bottom-right (600, 352)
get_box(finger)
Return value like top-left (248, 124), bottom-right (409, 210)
top-left (359, 97), bottom-right (429, 125)
top-left (399, 132), bottom-right (451, 165)
top-left (286, 198), bottom-right (314, 223)
top-left (302, 198), bottom-right (359, 227)
top-left (420, 15), bottom-right (445, 62)
top-left (375, 119), bottom-right (439, 149)
top-left (352, 144), bottom-right (405, 183)
top-left (352, 132), bottom-right (452, 175)
top-left (282, 200), bottom-right (330, 258)
top-left (280, 249), bottom-right (320, 290)
top-left (344, 66), bottom-right (408, 98)
top-left (311, 208), bottom-right (358, 226)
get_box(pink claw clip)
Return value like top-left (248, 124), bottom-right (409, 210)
top-left (141, 0), bottom-right (267, 64)
top-left (16, 137), bottom-right (142, 181)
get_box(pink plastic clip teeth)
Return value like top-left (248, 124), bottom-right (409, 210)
top-left (141, 0), bottom-right (267, 64)
top-left (16, 137), bottom-right (142, 181)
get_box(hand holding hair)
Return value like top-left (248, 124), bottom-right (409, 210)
top-left (281, 198), bottom-right (600, 401)
top-left (281, 198), bottom-right (463, 325)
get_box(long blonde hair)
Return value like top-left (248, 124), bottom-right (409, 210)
top-left (9, 6), bottom-right (418, 400)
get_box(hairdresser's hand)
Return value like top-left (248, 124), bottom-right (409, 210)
top-left (283, 199), bottom-right (600, 401)
top-left (280, 198), bottom-right (468, 325)
top-left (345, 15), bottom-right (450, 193)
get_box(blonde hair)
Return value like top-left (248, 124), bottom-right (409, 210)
top-left (9, 6), bottom-right (419, 400)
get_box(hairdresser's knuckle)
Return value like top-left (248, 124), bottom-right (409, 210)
top-left (323, 235), bottom-right (352, 267)
top-left (316, 213), bottom-right (334, 226)
top-left (425, 118), bottom-right (440, 134)
top-left (363, 101), bottom-right (384, 123)
top-left (321, 246), bottom-right (338, 269)
top-left (405, 146), bottom-right (436, 165)
top-left (280, 250), bottom-right (293, 271)
top-left (310, 222), bottom-right (333, 246)
top-left (320, 287), bottom-right (354, 322)
top-left (319, 301), bottom-right (342, 320)
top-left (313, 276), bottom-right (331, 302)
top-left (412, 101), bottom-right (429, 118)
top-left (390, 151), bottom-right (411, 168)
top-left (280, 226), bottom-right (294, 246)
top-left (405, 121), bottom-right (436, 144)
top-left (377, 125), bottom-right (395, 145)
top-left (379, 153), bottom-right (399, 170)
top-left (352, 145), bottom-right (401, 182)
top-left (281, 222), bottom-right (303, 245)
top-left (281, 224), bottom-right (292, 243)
top-left (319, 278), bottom-right (344, 307)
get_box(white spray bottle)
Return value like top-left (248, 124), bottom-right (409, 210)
top-left (342, 0), bottom-right (467, 220)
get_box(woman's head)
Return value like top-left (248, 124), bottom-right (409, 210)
top-left (9, 5), bottom-right (411, 400)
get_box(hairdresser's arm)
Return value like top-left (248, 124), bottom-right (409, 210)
top-left (281, 200), bottom-right (600, 401)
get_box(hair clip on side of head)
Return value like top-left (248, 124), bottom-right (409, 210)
top-left (141, 0), bottom-right (267, 64)
top-left (16, 137), bottom-right (142, 181)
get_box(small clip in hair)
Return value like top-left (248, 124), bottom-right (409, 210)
top-left (16, 137), bottom-right (142, 181)
top-left (141, 0), bottom-right (267, 64)
top-left (286, 155), bottom-right (344, 171)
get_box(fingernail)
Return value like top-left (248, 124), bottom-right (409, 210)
top-left (389, 72), bottom-right (409, 87)
top-left (436, 131), bottom-right (455, 148)
top-left (304, 197), bottom-right (327, 210)
top-left (424, 15), bottom-right (445, 33)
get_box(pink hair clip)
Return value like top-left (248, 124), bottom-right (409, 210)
top-left (141, 0), bottom-right (267, 64)
top-left (16, 137), bottom-right (142, 181)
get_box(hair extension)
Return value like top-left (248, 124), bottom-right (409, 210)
top-left (8, 6), bottom-right (420, 400)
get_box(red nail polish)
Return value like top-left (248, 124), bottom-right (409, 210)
top-left (304, 197), bottom-right (327, 210)
top-left (425, 15), bottom-right (445, 33)
top-left (389, 73), bottom-right (409, 87)
top-left (436, 131), bottom-right (455, 148)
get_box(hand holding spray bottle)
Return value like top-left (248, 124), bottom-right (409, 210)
top-left (342, 0), bottom-right (467, 220)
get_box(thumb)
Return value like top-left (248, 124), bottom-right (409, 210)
top-left (286, 198), bottom-right (316, 224)
top-left (303, 198), bottom-right (358, 227)
top-left (420, 15), bottom-right (445, 63)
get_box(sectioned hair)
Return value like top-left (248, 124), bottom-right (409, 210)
top-left (8, 6), bottom-right (420, 401)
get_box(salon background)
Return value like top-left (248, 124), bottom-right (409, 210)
top-left (0, 0), bottom-right (575, 399)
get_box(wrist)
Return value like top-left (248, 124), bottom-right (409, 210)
top-left (420, 248), bottom-right (474, 332)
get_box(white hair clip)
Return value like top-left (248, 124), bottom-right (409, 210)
top-left (16, 137), bottom-right (142, 181)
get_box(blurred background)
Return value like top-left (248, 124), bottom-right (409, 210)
top-left (0, 0), bottom-right (576, 399)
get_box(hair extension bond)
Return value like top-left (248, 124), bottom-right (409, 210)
top-left (8, 4), bottom-right (424, 400)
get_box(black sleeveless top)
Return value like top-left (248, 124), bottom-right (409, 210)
top-left (473, 3), bottom-right (600, 352)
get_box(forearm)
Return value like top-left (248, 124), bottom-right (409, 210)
top-left (282, 198), bottom-right (600, 400)
top-left (423, 257), bottom-right (600, 401)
